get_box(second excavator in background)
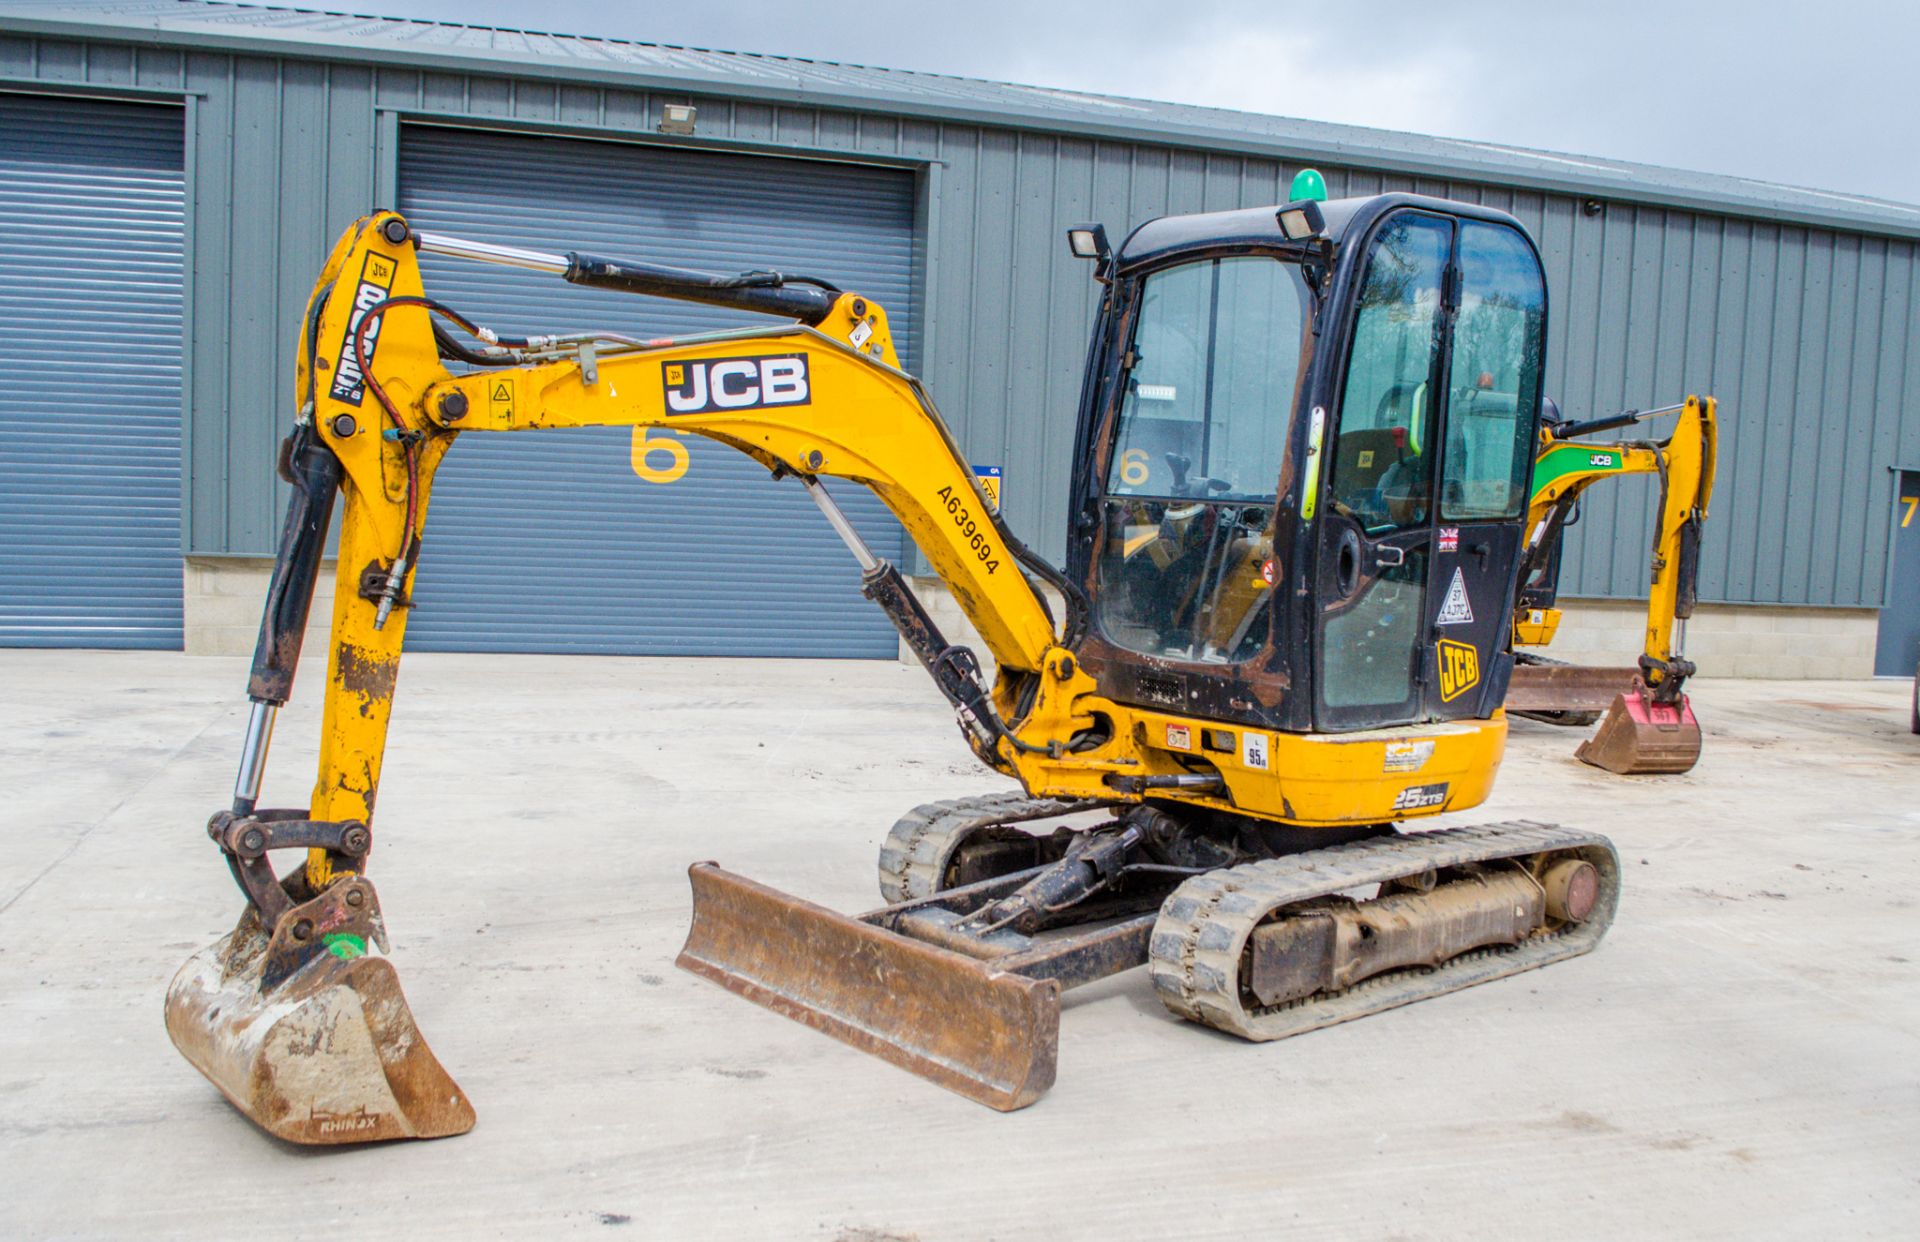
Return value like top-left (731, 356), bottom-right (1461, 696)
top-left (1505, 396), bottom-right (1716, 772)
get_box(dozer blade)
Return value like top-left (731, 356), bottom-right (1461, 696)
top-left (165, 878), bottom-right (474, 1144)
top-left (676, 863), bottom-right (1059, 1111)
top-left (1506, 662), bottom-right (1638, 716)
top-left (1578, 685), bottom-right (1702, 775)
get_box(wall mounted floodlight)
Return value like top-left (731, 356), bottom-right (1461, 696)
top-left (658, 103), bottom-right (697, 135)
top-left (1066, 223), bottom-right (1110, 261)
top-left (1276, 199), bottom-right (1326, 242)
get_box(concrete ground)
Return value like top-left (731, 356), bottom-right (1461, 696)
top-left (1, 649), bottom-right (1916, 1240)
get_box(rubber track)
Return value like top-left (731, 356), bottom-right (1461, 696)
top-left (1148, 820), bottom-right (1620, 1041)
top-left (876, 792), bottom-right (1102, 903)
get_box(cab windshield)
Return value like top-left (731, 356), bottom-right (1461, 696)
top-left (1095, 254), bottom-right (1311, 663)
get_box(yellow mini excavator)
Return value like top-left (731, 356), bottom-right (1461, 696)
top-left (1504, 397), bottom-right (1717, 772)
top-left (170, 179), bottom-right (1645, 1141)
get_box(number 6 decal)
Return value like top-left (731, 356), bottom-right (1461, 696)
top-left (631, 428), bottom-right (690, 484)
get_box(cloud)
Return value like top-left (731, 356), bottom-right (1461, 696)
top-left (1000, 23), bottom-right (1479, 139)
top-left (225, 0), bottom-right (1920, 205)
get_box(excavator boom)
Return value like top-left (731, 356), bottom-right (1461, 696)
top-left (166, 210), bottom-right (1147, 1139)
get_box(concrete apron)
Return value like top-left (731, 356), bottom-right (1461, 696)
top-left (1, 649), bottom-right (1916, 1238)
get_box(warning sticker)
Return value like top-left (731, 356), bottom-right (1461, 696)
top-left (1436, 566), bottom-right (1474, 626)
top-left (1241, 731), bottom-right (1270, 771)
top-left (488, 377), bottom-right (515, 427)
top-left (1164, 723), bottom-right (1191, 751)
top-left (1384, 739), bottom-right (1436, 773)
top-left (972, 464), bottom-right (1002, 514)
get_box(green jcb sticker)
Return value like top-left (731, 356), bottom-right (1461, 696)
top-left (1531, 443), bottom-right (1624, 497)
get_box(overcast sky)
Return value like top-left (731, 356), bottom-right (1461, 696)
top-left (256, 0), bottom-right (1920, 207)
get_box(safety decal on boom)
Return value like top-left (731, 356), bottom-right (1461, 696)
top-left (663, 356), bottom-right (811, 415)
top-left (329, 251), bottom-right (398, 404)
top-left (972, 464), bottom-right (1002, 514)
top-left (1436, 566), bottom-right (1474, 625)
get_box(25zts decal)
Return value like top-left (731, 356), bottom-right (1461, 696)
top-left (934, 484), bottom-right (1001, 575)
top-left (1391, 782), bottom-right (1449, 812)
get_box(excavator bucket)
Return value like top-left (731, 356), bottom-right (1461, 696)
top-left (1577, 683), bottom-right (1702, 775)
top-left (164, 878), bottom-right (474, 1144)
top-left (676, 863), bottom-right (1060, 1111)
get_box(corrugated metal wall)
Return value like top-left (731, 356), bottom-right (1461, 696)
top-left (3, 30), bottom-right (1916, 610)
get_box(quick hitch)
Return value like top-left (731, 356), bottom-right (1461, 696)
top-left (207, 808), bottom-right (372, 928)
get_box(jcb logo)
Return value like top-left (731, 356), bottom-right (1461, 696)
top-left (329, 252), bottom-right (398, 404)
top-left (1437, 638), bottom-right (1480, 702)
top-left (663, 355), bottom-right (810, 415)
top-left (1589, 452), bottom-right (1617, 468)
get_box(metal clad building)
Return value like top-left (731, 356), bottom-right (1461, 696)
top-left (1, 0), bottom-right (1916, 675)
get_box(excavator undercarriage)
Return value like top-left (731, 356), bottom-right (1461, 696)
top-left (682, 796), bottom-right (1617, 1109)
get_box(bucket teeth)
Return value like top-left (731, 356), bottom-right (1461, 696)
top-left (164, 879), bottom-right (474, 1144)
top-left (677, 862), bottom-right (1059, 1111)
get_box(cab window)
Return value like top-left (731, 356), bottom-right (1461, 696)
top-left (1105, 256), bottom-right (1308, 502)
top-left (1094, 255), bottom-right (1310, 663)
top-left (1441, 221), bottom-right (1546, 521)
top-left (1326, 213), bottom-right (1451, 534)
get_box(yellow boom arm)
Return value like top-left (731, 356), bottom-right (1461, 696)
top-left (252, 212), bottom-right (1516, 899)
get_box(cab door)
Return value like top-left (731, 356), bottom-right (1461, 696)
top-left (1312, 211), bottom-right (1547, 730)
top-left (1313, 211), bottom-right (1452, 731)
top-left (1426, 220), bottom-right (1548, 720)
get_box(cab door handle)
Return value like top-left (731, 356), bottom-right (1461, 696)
top-left (1373, 546), bottom-right (1405, 567)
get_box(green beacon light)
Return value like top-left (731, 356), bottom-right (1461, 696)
top-left (1288, 167), bottom-right (1328, 203)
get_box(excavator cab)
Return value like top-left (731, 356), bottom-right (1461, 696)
top-left (1067, 196), bottom-right (1546, 740)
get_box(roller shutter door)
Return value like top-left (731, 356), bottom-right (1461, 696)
top-left (0, 94), bottom-right (185, 648)
top-left (397, 126), bottom-right (914, 656)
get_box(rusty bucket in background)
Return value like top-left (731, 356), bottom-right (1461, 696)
top-left (1577, 681), bottom-right (1703, 775)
